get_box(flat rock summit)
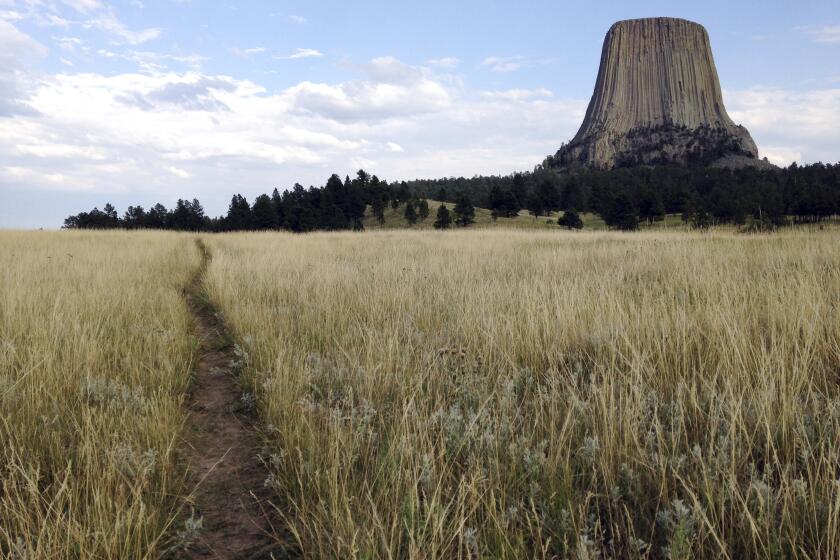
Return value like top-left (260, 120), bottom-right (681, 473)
top-left (551, 17), bottom-right (768, 170)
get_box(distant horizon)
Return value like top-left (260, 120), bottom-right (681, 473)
top-left (2, 0), bottom-right (839, 228)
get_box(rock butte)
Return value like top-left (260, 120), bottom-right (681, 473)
top-left (552, 17), bottom-right (768, 170)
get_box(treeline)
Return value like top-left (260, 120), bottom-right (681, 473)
top-left (65, 171), bottom-right (420, 232)
top-left (410, 162), bottom-right (840, 229)
top-left (64, 163), bottom-right (840, 232)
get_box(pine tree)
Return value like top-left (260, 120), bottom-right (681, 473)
top-left (434, 204), bottom-right (452, 229)
top-left (453, 194), bottom-right (475, 227)
top-left (489, 186), bottom-right (503, 220)
top-left (557, 210), bottom-right (584, 230)
top-left (561, 177), bottom-right (585, 211)
top-left (404, 200), bottom-right (418, 225)
top-left (606, 192), bottom-right (640, 231)
top-left (186, 199), bottom-right (207, 231)
top-left (355, 169), bottom-right (370, 188)
top-left (527, 192), bottom-right (545, 218)
top-left (226, 194), bottom-right (253, 231)
top-left (147, 203), bottom-right (168, 229)
top-left (371, 196), bottom-right (386, 224)
top-left (123, 206), bottom-right (146, 229)
top-left (418, 199), bottom-right (430, 220)
top-left (639, 188), bottom-right (665, 224)
top-left (397, 182), bottom-right (410, 205)
top-left (347, 171), bottom-right (367, 216)
top-left (252, 193), bottom-right (278, 229)
top-left (324, 205), bottom-right (348, 230)
top-left (271, 187), bottom-right (285, 228)
top-left (369, 176), bottom-right (386, 224)
top-left (511, 173), bottom-right (528, 209)
top-left (490, 186), bottom-right (519, 219)
top-left (103, 203), bottom-right (118, 222)
top-left (537, 178), bottom-right (559, 214)
top-left (170, 199), bottom-right (191, 230)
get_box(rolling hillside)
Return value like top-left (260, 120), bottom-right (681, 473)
top-left (362, 200), bottom-right (604, 230)
top-left (362, 200), bottom-right (692, 231)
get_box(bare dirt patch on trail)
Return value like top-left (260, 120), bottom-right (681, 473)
top-left (176, 239), bottom-right (292, 559)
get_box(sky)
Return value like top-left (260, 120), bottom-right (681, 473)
top-left (1, 0), bottom-right (839, 228)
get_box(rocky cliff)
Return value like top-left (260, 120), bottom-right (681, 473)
top-left (551, 17), bottom-right (765, 169)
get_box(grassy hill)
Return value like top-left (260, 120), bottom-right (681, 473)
top-left (362, 200), bottom-right (690, 231)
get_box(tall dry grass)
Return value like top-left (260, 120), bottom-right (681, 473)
top-left (0, 230), bottom-right (199, 559)
top-left (205, 229), bottom-right (840, 559)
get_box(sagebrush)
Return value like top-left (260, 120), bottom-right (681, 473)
top-left (205, 229), bottom-right (840, 559)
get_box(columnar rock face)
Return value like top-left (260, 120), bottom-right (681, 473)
top-left (552, 18), bottom-right (764, 169)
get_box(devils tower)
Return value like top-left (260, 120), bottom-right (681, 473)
top-left (551, 17), bottom-right (765, 170)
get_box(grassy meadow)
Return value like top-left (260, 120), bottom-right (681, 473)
top-left (3, 227), bottom-right (840, 559)
top-left (0, 231), bottom-right (198, 559)
top-left (204, 229), bottom-right (840, 559)
top-left (361, 200), bottom-right (695, 231)
top-left (362, 200), bottom-right (608, 230)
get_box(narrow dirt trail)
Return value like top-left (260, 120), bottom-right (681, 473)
top-left (178, 239), bottom-right (290, 559)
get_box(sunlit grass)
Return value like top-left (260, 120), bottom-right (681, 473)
top-left (0, 230), bottom-right (199, 559)
top-left (205, 228), bottom-right (840, 559)
top-left (4, 227), bottom-right (838, 558)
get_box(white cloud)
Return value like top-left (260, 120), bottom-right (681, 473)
top-left (425, 57), bottom-right (461, 69)
top-left (55, 35), bottom-right (84, 50)
top-left (0, 19), bottom-right (48, 63)
top-left (725, 87), bottom-right (840, 165)
top-left (363, 56), bottom-right (428, 85)
top-left (42, 13), bottom-right (70, 26)
top-left (282, 78), bottom-right (450, 121)
top-left (15, 141), bottom-right (106, 159)
top-left (89, 48), bottom-right (208, 72)
top-left (2, 2), bottom-right (73, 27)
top-left (482, 55), bottom-right (525, 72)
top-left (481, 88), bottom-right (553, 101)
top-left (232, 46), bottom-right (267, 56)
top-left (62, 0), bottom-right (103, 13)
top-left (269, 13), bottom-right (307, 24)
top-left (0, 57), bottom-right (588, 207)
top-left (760, 147), bottom-right (804, 167)
top-left (0, 19), bottom-right (48, 116)
top-left (0, 10), bottom-right (25, 21)
top-left (118, 75), bottom-right (238, 111)
top-left (6, 0), bottom-right (157, 43)
top-left (45, 1), bottom-right (163, 46)
top-left (796, 24), bottom-right (840, 44)
top-left (283, 48), bottom-right (323, 60)
top-left (84, 12), bottom-right (161, 44)
top-left (167, 165), bottom-right (190, 178)
top-left (280, 58), bottom-right (453, 121)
